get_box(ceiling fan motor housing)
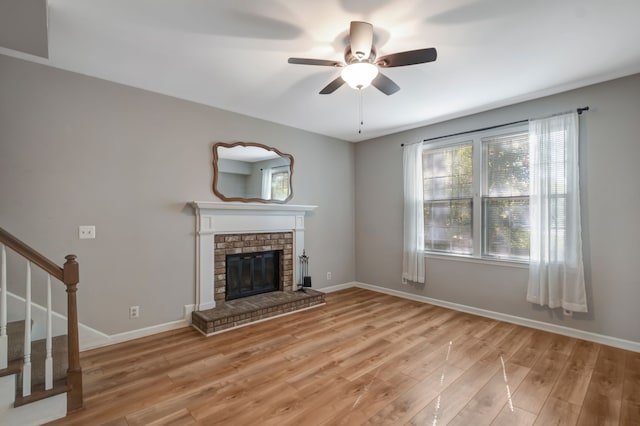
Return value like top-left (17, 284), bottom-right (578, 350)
top-left (345, 46), bottom-right (377, 65)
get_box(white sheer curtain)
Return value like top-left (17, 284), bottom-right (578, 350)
top-left (261, 168), bottom-right (272, 199)
top-left (402, 142), bottom-right (425, 284)
top-left (527, 112), bottom-right (587, 312)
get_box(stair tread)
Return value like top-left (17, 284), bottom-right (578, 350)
top-left (7, 321), bottom-right (68, 362)
top-left (0, 359), bottom-right (22, 378)
top-left (6, 320), bottom-right (69, 390)
top-left (16, 335), bottom-right (69, 390)
top-left (5, 319), bottom-right (70, 396)
top-left (13, 378), bottom-right (69, 408)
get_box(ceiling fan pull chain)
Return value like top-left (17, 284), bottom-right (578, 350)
top-left (358, 89), bottom-right (363, 134)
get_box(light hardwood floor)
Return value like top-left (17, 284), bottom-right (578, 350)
top-left (48, 288), bottom-right (640, 425)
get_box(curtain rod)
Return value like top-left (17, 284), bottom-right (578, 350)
top-left (400, 106), bottom-right (589, 147)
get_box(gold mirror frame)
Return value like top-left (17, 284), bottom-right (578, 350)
top-left (212, 142), bottom-right (294, 203)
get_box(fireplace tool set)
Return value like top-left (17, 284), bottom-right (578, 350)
top-left (298, 249), bottom-right (312, 290)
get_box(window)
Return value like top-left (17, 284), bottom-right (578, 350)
top-left (422, 126), bottom-right (530, 262)
top-left (270, 167), bottom-right (290, 201)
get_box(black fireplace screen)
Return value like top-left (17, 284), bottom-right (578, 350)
top-left (226, 250), bottom-right (280, 300)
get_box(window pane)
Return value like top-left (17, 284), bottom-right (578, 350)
top-left (270, 171), bottom-right (289, 201)
top-left (423, 143), bottom-right (473, 201)
top-left (424, 199), bottom-right (473, 255)
top-left (483, 197), bottom-right (529, 260)
top-left (423, 143), bottom-right (473, 254)
top-left (540, 130), bottom-right (567, 195)
top-left (482, 132), bottom-right (530, 261)
top-left (483, 133), bottom-right (529, 197)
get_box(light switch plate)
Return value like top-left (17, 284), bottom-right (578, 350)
top-left (79, 225), bottom-right (96, 239)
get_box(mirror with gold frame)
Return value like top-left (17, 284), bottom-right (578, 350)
top-left (212, 142), bottom-right (294, 203)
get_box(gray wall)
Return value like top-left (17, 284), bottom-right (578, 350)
top-left (0, 54), bottom-right (356, 334)
top-left (355, 73), bottom-right (640, 343)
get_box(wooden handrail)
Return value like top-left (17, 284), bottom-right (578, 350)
top-left (0, 227), bottom-right (83, 412)
top-left (0, 227), bottom-right (63, 282)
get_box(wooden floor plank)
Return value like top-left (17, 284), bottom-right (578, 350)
top-left (491, 405), bottom-right (537, 426)
top-left (43, 288), bottom-right (639, 426)
top-left (576, 345), bottom-right (626, 425)
top-left (407, 348), bottom-right (514, 425)
top-left (624, 350), bottom-right (640, 405)
top-left (550, 339), bottom-right (600, 406)
top-left (449, 361), bottom-right (530, 425)
top-left (534, 397), bottom-right (581, 426)
top-left (363, 364), bottom-right (466, 425)
top-left (512, 346), bottom-right (570, 414)
top-left (620, 400), bottom-right (640, 425)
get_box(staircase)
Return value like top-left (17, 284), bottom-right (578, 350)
top-left (0, 227), bottom-right (83, 425)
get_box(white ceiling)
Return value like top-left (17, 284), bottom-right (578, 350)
top-left (2, 0), bottom-right (640, 142)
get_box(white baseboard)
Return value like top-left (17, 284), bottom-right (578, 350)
top-left (79, 319), bottom-right (190, 351)
top-left (317, 282), bottom-right (359, 293)
top-left (326, 282), bottom-right (640, 353)
top-left (104, 320), bottom-right (190, 347)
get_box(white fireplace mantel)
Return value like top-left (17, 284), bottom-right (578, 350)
top-left (191, 201), bottom-right (317, 310)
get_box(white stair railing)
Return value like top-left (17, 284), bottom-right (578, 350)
top-left (45, 274), bottom-right (53, 390)
top-left (1, 252), bottom-right (60, 393)
top-left (1, 244), bottom-right (7, 369)
top-left (23, 261), bottom-right (32, 396)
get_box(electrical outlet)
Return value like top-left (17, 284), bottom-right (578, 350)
top-left (326, 272), bottom-right (332, 281)
top-left (129, 305), bottom-right (139, 319)
top-left (79, 225), bottom-right (96, 240)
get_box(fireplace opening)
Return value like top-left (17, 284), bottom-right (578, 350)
top-left (225, 250), bottom-right (280, 301)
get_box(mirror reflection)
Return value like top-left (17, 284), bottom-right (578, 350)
top-left (213, 142), bottom-right (293, 203)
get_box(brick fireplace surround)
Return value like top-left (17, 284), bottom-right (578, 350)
top-left (213, 232), bottom-right (294, 303)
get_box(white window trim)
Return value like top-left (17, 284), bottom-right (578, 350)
top-left (422, 122), bottom-right (530, 265)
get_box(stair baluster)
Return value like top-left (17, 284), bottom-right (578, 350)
top-left (23, 261), bottom-right (32, 396)
top-left (0, 244), bottom-right (6, 369)
top-left (45, 274), bottom-right (53, 390)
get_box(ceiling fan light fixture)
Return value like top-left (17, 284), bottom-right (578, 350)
top-left (341, 62), bottom-right (378, 90)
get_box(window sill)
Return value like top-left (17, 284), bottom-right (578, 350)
top-left (424, 252), bottom-right (529, 269)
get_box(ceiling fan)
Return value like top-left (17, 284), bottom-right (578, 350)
top-left (288, 21), bottom-right (437, 95)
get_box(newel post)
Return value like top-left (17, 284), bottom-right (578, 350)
top-left (63, 254), bottom-right (84, 412)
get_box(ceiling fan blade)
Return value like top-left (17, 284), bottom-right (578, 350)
top-left (349, 21), bottom-right (373, 60)
top-left (371, 72), bottom-right (400, 95)
top-left (319, 76), bottom-right (345, 94)
top-left (288, 58), bottom-right (343, 67)
top-left (376, 48), bottom-right (437, 68)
